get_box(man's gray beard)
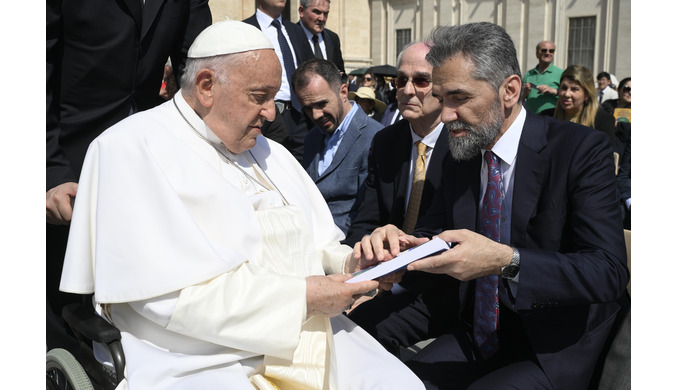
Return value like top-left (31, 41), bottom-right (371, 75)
top-left (446, 99), bottom-right (504, 161)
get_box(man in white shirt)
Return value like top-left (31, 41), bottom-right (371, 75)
top-left (60, 20), bottom-right (424, 390)
top-left (243, 0), bottom-right (316, 162)
top-left (297, 0), bottom-right (345, 73)
top-left (597, 71), bottom-right (619, 104)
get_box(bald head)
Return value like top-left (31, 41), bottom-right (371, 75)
top-left (395, 41), bottom-right (441, 135)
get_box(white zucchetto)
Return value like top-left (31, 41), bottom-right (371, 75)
top-left (188, 20), bottom-right (274, 59)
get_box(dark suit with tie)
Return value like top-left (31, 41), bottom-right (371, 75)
top-left (243, 13), bottom-right (315, 162)
top-left (46, 0), bottom-right (211, 352)
top-left (303, 107), bottom-right (383, 234)
top-left (298, 22), bottom-right (345, 74)
top-left (352, 111), bottom-right (630, 389)
top-left (344, 119), bottom-right (449, 246)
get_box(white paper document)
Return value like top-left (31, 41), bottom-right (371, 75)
top-left (345, 237), bottom-right (451, 283)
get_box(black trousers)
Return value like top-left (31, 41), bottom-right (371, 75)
top-left (349, 276), bottom-right (553, 390)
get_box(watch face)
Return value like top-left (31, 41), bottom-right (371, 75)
top-left (502, 264), bottom-right (519, 279)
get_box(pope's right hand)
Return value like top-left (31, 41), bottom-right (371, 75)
top-left (306, 274), bottom-right (378, 318)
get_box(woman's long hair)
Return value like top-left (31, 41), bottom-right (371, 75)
top-left (554, 65), bottom-right (598, 128)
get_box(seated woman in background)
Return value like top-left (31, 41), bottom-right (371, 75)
top-left (542, 65), bottom-right (616, 142)
top-left (602, 77), bottom-right (631, 123)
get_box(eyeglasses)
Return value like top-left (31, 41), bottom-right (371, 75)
top-left (394, 75), bottom-right (431, 89)
top-left (363, 77), bottom-right (373, 81)
top-left (540, 48), bottom-right (555, 54)
top-left (621, 86), bottom-right (631, 93)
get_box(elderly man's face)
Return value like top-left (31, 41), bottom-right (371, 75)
top-left (205, 50), bottom-right (281, 154)
top-left (299, 0), bottom-right (330, 35)
top-left (432, 54), bottom-right (505, 161)
top-left (296, 75), bottom-right (347, 135)
top-left (537, 41), bottom-right (555, 65)
top-left (396, 42), bottom-right (441, 123)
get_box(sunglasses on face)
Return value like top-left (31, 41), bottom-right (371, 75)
top-left (363, 77), bottom-right (373, 81)
top-left (621, 86), bottom-right (631, 93)
top-left (395, 75), bottom-right (431, 89)
top-left (540, 48), bottom-right (555, 54)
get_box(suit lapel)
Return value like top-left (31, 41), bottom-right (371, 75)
top-left (392, 122), bottom-right (414, 217)
top-left (316, 109), bottom-right (365, 181)
top-left (452, 155), bottom-right (481, 315)
top-left (511, 112), bottom-right (548, 245)
top-left (122, 0), bottom-right (143, 31)
top-left (322, 30), bottom-right (334, 62)
top-left (141, 0), bottom-right (164, 41)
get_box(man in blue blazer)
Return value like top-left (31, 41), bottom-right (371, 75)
top-left (354, 23), bottom-right (629, 389)
top-left (297, 0), bottom-right (345, 73)
top-left (292, 59), bottom-right (383, 234)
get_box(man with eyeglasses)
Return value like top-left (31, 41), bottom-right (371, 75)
top-left (522, 40), bottom-right (563, 115)
top-left (345, 42), bottom-right (454, 330)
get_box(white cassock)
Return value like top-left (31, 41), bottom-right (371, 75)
top-left (60, 92), bottom-right (424, 390)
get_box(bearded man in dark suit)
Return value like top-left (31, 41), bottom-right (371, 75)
top-left (353, 23), bottom-right (629, 390)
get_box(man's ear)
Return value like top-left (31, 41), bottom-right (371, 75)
top-left (501, 74), bottom-right (522, 109)
top-left (339, 82), bottom-right (349, 103)
top-left (195, 69), bottom-right (215, 108)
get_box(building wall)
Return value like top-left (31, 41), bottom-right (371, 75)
top-left (206, 0), bottom-right (630, 79)
top-left (369, 0), bottom-right (631, 79)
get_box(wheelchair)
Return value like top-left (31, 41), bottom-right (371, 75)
top-left (46, 299), bottom-right (126, 390)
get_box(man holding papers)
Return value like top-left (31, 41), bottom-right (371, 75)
top-left (351, 23), bottom-right (629, 390)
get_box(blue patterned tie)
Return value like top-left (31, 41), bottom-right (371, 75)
top-left (473, 151), bottom-right (502, 358)
top-left (270, 19), bottom-right (301, 112)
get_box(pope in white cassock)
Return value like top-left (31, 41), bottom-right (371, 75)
top-left (59, 20), bottom-right (425, 390)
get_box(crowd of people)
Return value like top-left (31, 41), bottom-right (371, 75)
top-left (47, 1), bottom-right (630, 389)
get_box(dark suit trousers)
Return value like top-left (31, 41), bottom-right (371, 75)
top-left (268, 103), bottom-right (312, 163)
top-left (349, 277), bottom-right (554, 389)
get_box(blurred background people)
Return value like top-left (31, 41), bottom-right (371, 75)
top-left (543, 65), bottom-right (616, 143)
top-left (349, 86), bottom-right (386, 123)
top-left (597, 71), bottom-right (619, 104)
top-left (603, 76), bottom-right (631, 123)
top-left (522, 40), bottom-right (562, 115)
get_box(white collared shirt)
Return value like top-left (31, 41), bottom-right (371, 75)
top-left (300, 23), bottom-right (326, 59)
top-left (256, 9), bottom-right (297, 102)
top-left (480, 106), bottom-right (526, 288)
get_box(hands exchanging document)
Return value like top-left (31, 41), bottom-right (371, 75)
top-left (352, 224), bottom-right (514, 282)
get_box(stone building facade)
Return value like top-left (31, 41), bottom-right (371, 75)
top-left (208, 0), bottom-right (630, 81)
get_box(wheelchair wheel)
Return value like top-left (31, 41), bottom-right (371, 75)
top-left (47, 348), bottom-right (94, 390)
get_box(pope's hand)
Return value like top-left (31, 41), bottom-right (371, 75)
top-left (46, 182), bottom-right (78, 225)
top-left (306, 274), bottom-right (378, 318)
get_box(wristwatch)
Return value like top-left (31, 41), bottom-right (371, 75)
top-left (501, 247), bottom-right (520, 279)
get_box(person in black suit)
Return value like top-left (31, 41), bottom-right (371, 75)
top-left (297, 0), bottom-right (345, 74)
top-left (345, 41), bottom-right (447, 245)
top-left (345, 41), bottom-right (454, 340)
top-left (46, 0), bottom-right (211, 353)
top-left (353, 23), bottom-right (629, 389)
top-left (243, 0), bottom-right (315, 162)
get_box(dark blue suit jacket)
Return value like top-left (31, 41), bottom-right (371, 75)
top-left (303, 108), bottom-right (383, 234)
top-left (243, 14), bottom-right (314, 77)
top-left (416, 110), bottom-right (629, 389)
top-left (344, 119), bottom-right (449, 246)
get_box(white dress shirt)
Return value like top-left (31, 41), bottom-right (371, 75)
top-left (255, 10), bottom-right (298, 102)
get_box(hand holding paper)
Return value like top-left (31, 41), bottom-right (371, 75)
top-left (346, 237), bottom-right (451, 283)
